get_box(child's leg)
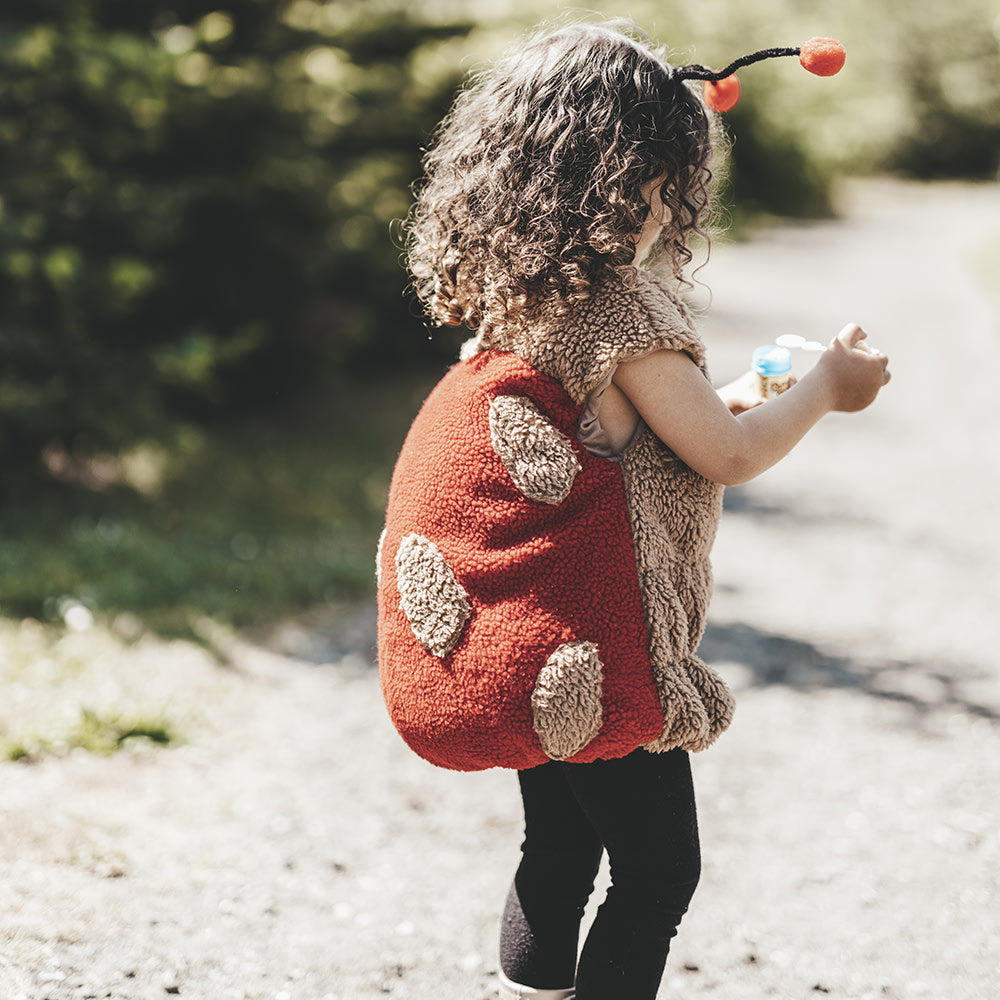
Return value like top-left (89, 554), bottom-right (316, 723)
top-left (564, 748), bottom-right (701, 1000)
top-left (499, 761), bottom-right (604, 992)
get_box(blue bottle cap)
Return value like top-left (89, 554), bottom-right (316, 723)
top-left (751, 345), bottom-right (793, 376)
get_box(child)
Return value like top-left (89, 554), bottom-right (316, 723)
top-left (377, 19), bottom-right (890, 1000)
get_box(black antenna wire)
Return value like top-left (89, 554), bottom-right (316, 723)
top-left (675, 46), bottom-right (801, 83)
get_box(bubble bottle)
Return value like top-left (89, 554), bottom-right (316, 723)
top-left (751, 345), bottom-right (793, 399)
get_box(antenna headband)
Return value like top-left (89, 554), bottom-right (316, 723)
top-left (673, 37), bottom-right (846, 112)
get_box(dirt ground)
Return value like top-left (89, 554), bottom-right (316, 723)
top-left (2, 179), bottom-right (1000, 1000)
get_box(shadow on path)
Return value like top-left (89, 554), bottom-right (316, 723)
top-left (284, 599), bottom-right (1000, 728)
top-left (701, 620), bottom-right (1000, 725)
top-left (722, 486), bottom-right (877, 530)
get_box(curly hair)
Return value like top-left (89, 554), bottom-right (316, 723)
top-left (405, 20), bottom-right (724, 336)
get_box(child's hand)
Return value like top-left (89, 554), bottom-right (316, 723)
top-left (717, 369), bottom-right (796, 415)
top-left (814, 323), bottom-right (891, 412)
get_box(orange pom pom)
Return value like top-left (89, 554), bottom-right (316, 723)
top-left (799, 37), bottom-right (846, 76)
top-left (703, 75), bottom-right (740, 112)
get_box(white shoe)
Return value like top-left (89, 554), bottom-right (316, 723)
top-left (498, 969), bottom-right (575, 1000)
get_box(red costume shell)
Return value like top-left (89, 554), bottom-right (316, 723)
top-left (377, 351), bottom-right (664, 771)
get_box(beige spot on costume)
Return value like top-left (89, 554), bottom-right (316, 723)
top-left (489, 395), bottom-right (581, 505)
top-left (395, 533), bottom-right (471, 657)
top-left (532, 641), bottom-right (604, 760)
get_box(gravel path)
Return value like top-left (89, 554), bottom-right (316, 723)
top-left (2, 180), bottom-right (999, 1000)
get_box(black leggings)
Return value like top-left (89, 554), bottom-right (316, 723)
top-left (500, 748), bottom-right (700, 1000)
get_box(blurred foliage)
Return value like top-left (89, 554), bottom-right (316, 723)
top-left (2, 0), bottom-right (997, 475)
top-left (0, 373), bottom-right (430, 631)
top-left (0, 0), bottom-right (471, 472)
top-left (1, 0), bottom-right (998, 632)
top-left (886, 9), bottom-right (1000, 179)
top-left (716, 95), bottom-right (837, 223)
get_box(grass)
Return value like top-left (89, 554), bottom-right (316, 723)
top-left (0, 371), bottom-right (434, 641)
top-left (5, 707), bottom-right (179, 763)
top-left (0, 616), bottom-right (211, 763)
top-left (0, 371), bottom-right (434, 761)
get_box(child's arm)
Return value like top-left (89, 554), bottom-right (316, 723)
top-left (613, 324), bottom-right (890, 486)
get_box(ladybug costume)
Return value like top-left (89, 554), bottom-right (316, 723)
top-left (378, 272), bottom-right (734, 771)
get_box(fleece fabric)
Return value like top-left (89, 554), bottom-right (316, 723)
top-left (377, 269), bottom-right (734, 771)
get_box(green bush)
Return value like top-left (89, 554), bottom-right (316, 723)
top-left (3, 2), bottom-right (996, 635)
top-left (0, 1), bottom-right (470, 471)
top-left (0, 373), bottom-right (430, 633)
top-left (4, 3), bottom-right (997, 479)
